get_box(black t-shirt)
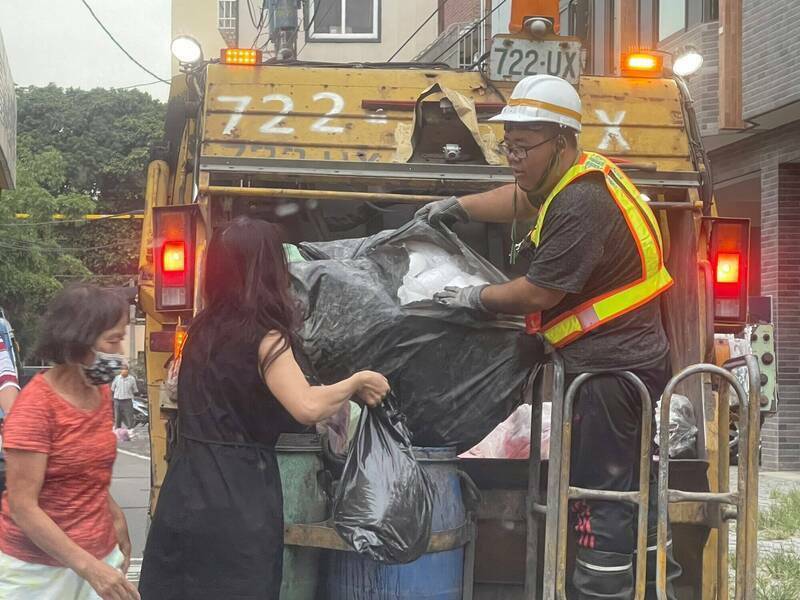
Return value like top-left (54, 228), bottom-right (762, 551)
top-left (526, 173), bottom-right (670, 373)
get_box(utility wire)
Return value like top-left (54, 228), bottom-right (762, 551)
top-left (387, 0), bottom-right (451, 62)
top-left (115, 80), bottom-right (168, 90)
top-left (432, 0), bottom-right (507, 64)
top-left (0, 210), bottom-right (144, 227)
top-left (297, 0), bottom-right (334, 58)
top-left (79, 0), bottom-right (170, 84)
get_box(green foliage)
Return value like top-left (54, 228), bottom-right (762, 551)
top-left (0, 146), bottom-right (95, 351)
top-left (0, 85), bottom-right (165, 356)
top-left (15, 85), bottom-right (165, 211)
top-left (755, 550), bottom-right (800, 600)
top-left (759, 489), bottom-right (800, 540)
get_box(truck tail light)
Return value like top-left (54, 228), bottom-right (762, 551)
top-left (706, 217), bottom-right (750, 330)
top-left (154, 206), bottom-right (197, 312)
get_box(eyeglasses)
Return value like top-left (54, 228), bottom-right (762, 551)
top-left (498, 136), bottom-right (557, 161)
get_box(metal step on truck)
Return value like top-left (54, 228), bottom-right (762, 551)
top-left (138, 0), bottom-right (776, 597)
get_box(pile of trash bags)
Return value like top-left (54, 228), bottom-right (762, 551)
top-left (290, 220), bottom-right (538, 451)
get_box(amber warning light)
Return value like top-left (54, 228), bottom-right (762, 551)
top-left (221, 48), bottom-right (262, 65)
top-left (621, 52), bottom-right (664, 77)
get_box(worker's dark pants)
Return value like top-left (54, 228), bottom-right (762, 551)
top-left (114, 398), bottom-right (134, 429)
top-left (566, 361), bottom-right (682, 600)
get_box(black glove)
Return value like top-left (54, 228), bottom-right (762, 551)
top-left (433, 284), bottom-right (489, 312)
top-left (414, 196), bottom-right (470, 228)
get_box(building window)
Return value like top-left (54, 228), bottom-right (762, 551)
top-left (308, 0), bottom-right (380, 40)
top-left (219, 0), bottom-right (238, 32)
top-left (658, 1), bottom-right (686, 41)
top-left (657, 0), bottom-right (718, 41)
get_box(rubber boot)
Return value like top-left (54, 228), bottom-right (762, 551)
top-left (572, 547), bottom-right (634, 599)
top-left (640, 536), bottom-right (682, 600)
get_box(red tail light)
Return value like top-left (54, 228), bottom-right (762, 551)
top-left (706, 217), bottom-right (750, 330)
top-left (154, 206), bottom-right (197, 312)
top-left (162, 241), bottom-right (186, 273)
top-left (716, 253), bottom-right (740, 284)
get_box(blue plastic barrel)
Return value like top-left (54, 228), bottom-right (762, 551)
top-left (325, 446), bottom-right (466, 600)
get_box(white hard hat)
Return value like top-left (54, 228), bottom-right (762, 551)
top-left (490, 74), bottom-right (582, 132)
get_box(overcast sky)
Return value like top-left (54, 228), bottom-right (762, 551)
top-left (0, 0), bottom-right (171, 102)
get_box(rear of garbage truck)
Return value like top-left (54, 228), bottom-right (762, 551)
top-left (137, 1), bottom-right (773, 597)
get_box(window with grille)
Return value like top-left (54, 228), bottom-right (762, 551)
top-left (219, 0), bottom-right (238, 31)
top-left (308, 0), bottom-right (379, 40)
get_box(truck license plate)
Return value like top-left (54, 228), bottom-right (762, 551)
top-left (489, 37), bottom-right (582, 84)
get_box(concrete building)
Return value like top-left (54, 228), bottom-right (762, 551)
top-left (171, 0), bottom-right (439, 69)
top-left (0, 29), bottom-right (15, 190)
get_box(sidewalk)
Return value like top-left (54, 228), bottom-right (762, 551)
top-left (113, 425), bottom-right (151, 584)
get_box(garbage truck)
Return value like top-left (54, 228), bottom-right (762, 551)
top-left (138, 0), bottom-right (775, 597)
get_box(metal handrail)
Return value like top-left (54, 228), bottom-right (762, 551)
top-left (655, 356), bottom-right (761, 600)
top-left (554, 372), bottom-right (653, 600)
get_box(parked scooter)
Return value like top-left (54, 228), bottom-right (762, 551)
top-left (132, 396), bottom-right (149, 426)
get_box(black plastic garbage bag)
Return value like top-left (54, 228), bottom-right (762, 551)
top-left (332, 397), bottom-right (434, 564)
top-left (291, 220), bottom-right (540, 451)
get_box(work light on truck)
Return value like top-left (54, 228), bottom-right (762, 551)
top-left (154, 206), bottom-right (197, 312)
top-left (672, 46), bottom-right (704, 78)
top-left (171, 36), bottom-right (203, 66)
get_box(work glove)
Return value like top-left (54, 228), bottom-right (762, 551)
top-left (414, 196), bottom-right (470, 228)
top-left (433, 284), bottom-right (489, 312)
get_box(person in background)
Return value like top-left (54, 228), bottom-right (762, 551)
top-left (0, 284), bottom-right (139, 600)
top-left (0, 337), bottom-right (19, 415)
top-left (0, 336), bottom-right (21, 496)
top-left (138, 217), bottom-right (390, 600)
top-left (110, 365), bottom-right (138, 430)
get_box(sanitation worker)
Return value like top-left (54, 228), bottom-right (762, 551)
top-left (417, 74), bottom-right (682, 599)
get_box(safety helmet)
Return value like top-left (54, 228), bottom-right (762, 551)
top-left (490, 74), bottom-right (582, 133)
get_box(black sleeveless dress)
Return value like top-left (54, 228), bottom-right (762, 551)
top-left (138, 321), bottom-right (304, 600)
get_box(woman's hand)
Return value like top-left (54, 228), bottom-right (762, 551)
top-left (352, 371), bottom-right (390, 407)
top-left (109, 497), bottom-right (131, 574)
top-left (82, 558), bottom-right (141, 600)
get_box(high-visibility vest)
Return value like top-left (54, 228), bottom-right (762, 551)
top-left (525, 152), bottom-right (673, 347)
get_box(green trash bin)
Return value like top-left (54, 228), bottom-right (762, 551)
top-left (276, 433), bottom-right (328, 600)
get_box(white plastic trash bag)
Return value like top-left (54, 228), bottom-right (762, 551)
top-left (397, 241), bottom-right (489, 305)
top-left (655, 394), bottom-right (698, 459)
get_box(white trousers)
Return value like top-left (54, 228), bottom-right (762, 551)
top-left (0, 545), bottom-right (124, 599)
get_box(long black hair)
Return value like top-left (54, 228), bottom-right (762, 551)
top-left (189, 216), bottom-right (298, 373)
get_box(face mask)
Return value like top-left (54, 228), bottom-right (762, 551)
top-left (82, 351), bottom-right (126, 386)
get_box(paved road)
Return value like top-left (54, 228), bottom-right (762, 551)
top-left (112, 426), bottom-right (151, 583)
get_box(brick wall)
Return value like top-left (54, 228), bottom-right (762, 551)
top-left (658, 22), bottom-right (719, 137)
top-left (710, 120), bottom-right (800, 470)
top-left (442, 0), bottom-right (480, 30)
top-left (742, 0), bottom-right (800, 120)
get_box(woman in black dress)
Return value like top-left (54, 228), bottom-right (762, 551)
top-left (138, 217), bottom-right (389, 599)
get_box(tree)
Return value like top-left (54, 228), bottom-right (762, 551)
top-left (0, 85), bottom-right (165, 355)
top-left (0, 145), bottom-right (95, 352)
top-left (15, 85), bottom-right (165, 211)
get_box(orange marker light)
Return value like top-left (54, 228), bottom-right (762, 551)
top-left (621, 52), bottom-right (664, 77)
top-left (221, 48), bottom-right (262, 65)
top-left (162, 241), bottom-right (186, 273)
top-left (716, 253), bottom-right (741, 284)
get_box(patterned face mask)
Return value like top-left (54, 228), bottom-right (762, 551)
top-left (82, 351), bottom-right (126, 386)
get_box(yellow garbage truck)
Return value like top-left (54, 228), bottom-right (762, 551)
top-left (138, 0), bottom-right (773, 597)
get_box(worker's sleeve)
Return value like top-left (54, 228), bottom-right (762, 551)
top-left (526, 176), bottom-right (616, 294)
top-left (111, 377), bottom-right (118, 395)
top-left (133, 378), bottom-right (139, 394)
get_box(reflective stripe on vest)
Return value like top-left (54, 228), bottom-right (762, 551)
top-left (527, 152), bottom-right (673, 348)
